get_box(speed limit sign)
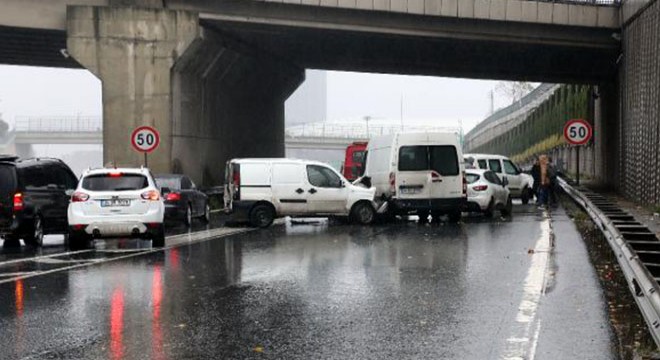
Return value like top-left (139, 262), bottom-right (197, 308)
top-left (563, 119), bottom-right (593, 146)
top-left (131, 126), bottom-right (160, 153)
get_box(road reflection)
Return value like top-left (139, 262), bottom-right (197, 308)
top-left (110, 287), bottom-right (124, 360)
top-left (152, 266), bottom-right (165, 360)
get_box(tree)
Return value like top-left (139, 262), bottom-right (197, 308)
top-left (495, 82), bottom-right (535, 105)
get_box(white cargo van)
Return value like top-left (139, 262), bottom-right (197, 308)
top-left (362, 132), bottom-right (466, 222)
top-left (224, 158), bottom-right (378, 227)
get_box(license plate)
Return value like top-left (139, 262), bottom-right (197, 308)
top-left (400, 187), bottom-right (421, 195)
top-left (100, 199), bottom-right (130, 207)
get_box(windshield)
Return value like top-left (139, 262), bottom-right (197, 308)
top-left (465, 173), bottom-right (480, 184)
top-left (82, 174), bottom-right (148, 191)
top-left (155, 177), bottom-right (181, 191)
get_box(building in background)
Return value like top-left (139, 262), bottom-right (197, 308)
top-left (285, 70), bottom-right (327, 126)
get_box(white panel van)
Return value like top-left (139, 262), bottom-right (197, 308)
top-left (224, 158), bottom-right (377, 227)
top-left (362, 132), bottom-right (466, 222)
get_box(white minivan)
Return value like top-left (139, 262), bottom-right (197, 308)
top-left (224, 158), bottom-right (378, 227)
top-left (463, 154), bottom-right (534, 204)
top-left (361, 132), bottom-right (466, 222)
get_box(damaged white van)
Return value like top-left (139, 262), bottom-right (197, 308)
top-left (224, 159), bottom-right (378, 227)
top-left (361, 132), bottom-right (466, 222)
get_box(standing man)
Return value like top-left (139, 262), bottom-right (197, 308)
top-left (538, 155), bottom-right (550, 209)
top-left (531, 156), bottom-right (541, 205)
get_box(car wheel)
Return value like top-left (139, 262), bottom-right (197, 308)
top-left (2, 235), bottom-right (21, 248)
top-left (448, 210), bottom-right (462, 223)
top-left (501, 196), bottom-right (513, 217)
top-left (184, 205), bottom-right (192, 227)
top-left (201, 203), bottom-right (210, 223)
top-left (24, 215), bottom-right (44, 247)
top-left (250, 204), bottom-right (275, 228)
top-left (351, 202), bottom-right (375, 225)
top-left (521, 187), bottom-right (530, 205)
top-left (152, 225), bottom-right (166, 247)
top-left (484, 198), bottom-right (495, 218)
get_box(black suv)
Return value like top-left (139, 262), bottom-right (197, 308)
top-left (0, 156), bottom-right (78, 247)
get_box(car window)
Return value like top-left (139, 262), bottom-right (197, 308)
top-left (503, 160), bottom-right (518, 175)
top-left (485, 171), bottom-right (503, 185)
top-left (429, 146), bottom-right (459, 176)
top-left (0, 164), bottom-right (16, 196)
top-left (51, 165), bottom-right (77, 190)
top-left (181, 177), bottom-right (193, 190)
top-left (488, 159), bottom-right (502, 173)
top-left (82, 173), bottom-right (149, 191)
top-left (477, 159), bottom-right (487, 169)
top-left (398, 146), bottom-right (428, 171)
top-left (352, 150), bottom-right (365, 163)
top-left (20, 166), bottom-right (49, 190)
top-left (465, 173), bottom-right (480, 184)
top-left (307, 165), bottom-right (342, 188)
top-left (156, 177), bottom-right (181, 191)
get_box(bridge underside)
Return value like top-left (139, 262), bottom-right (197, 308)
top-left (0, 26), bottom-right (80, 68)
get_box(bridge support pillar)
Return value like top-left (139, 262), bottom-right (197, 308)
top-left (67, 6), bottom-right (199, 173)
top-left (593, 82), bottom-right (618, 189)
top-left (67, 6), bottom-right (304, 184)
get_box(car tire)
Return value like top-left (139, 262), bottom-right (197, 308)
top-left (501, 196), bottom-right (513, 217)
top-left (448, 210), bottom-right (462, 223)
top-left (24, 215), bottom-right (44, 247)
top-left (2, 235), bottom-right (21, 248)
top-left (201, 203), bottom-right (211, 223)
top-left (484, 198), bottom-right (495, 218)
top-left (250, 204), bottom-right (275, 228)
top-left (152, 225), bottom-right (166, 247)
top-left (68, 232), bottom-right (89, 250)
top-left (184, 205), bottom-right (193, 227)
top-left (418, 210), bottom-right (430, 223)
top-left (521, 187), bottom-right (531, 205)
top-left (351, 202), bottom-right (375, 225)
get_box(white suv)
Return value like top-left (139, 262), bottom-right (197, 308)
top-left (463, 154), bottom-right (534, 204)
top-left (67, 167), bottom-right (165, 248)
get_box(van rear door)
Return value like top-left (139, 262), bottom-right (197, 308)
top-left (271, 163), bottom-right (308, 215)
top-left (428, 145), bottom-right (461, 199)
top-left (397, 146), bottom-right (432, 199)
top-left (0, 163), bottom-right (17, 230)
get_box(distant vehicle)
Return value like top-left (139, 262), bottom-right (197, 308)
top-left (361, 132), bottom-right (465, 222)
top-left (155, 174), bottom-right (210, 226)
top-left (464, 169), bottom-right (512, 217)
top-left (224, 158), bottom-right (378, 228)
top-left (463, 154), bottom-right (534, 204)
top-left (342, 141), bottom-right (368, 181)
top-left (0, 156), bottom-right (78, 247)
top-left (67, 167), bottom-right (165, 248)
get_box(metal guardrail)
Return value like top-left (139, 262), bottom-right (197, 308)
top-left (559, 177), bottom-right (660, 347)
top-left (530, 0), bottom-right (620, 5)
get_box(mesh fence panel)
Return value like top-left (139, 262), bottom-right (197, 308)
top-left (620, 0), bottom-right (660, 205)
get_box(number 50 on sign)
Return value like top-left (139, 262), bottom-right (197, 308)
top-left (563, 119), bottom-right (593, 146)
top-left (131, 126), bottom-right (160, 153)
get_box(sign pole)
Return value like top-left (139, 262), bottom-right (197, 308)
top-left (144, 152), bottom-right (148, 167)
top-left (576, 146), bottom-right (580, 186)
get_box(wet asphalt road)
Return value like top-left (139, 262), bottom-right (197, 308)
top-left (0, 205), bottom-right (616, 359)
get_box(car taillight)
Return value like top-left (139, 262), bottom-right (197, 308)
top-left (141, 190), bottom-right (160, 201)
top-left (13, 193), bottom-right (24, 211)
top-left (472, 185), bottom-right (488, 191)
top-left (165, 192), bottom-right (181, 201)
top-left (232, 164), bottom-right (241, 201)
top-left (462, 172), bottom-right (468, 196)
top-left (72, 192), bottom-right (90, 202)
top-left (389, 172), bottom-right (396, 193)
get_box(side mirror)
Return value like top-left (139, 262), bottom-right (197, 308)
top-left (502, 177), bottom-right (509, 187)
top-left (161, 187), bottom-right (171, 195)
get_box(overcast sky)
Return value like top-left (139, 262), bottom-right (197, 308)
top-left (0, 65), bottom-right (515, 134)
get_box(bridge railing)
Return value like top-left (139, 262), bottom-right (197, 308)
top-left (530, 0), bottom-right (620, 5)
top-left (285, 122), bottom-right (461, 140)
top-left (14, 116), bottom-right (102, 133)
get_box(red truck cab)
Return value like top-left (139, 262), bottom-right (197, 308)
top-left (342, 141), bottom-right (368, 181)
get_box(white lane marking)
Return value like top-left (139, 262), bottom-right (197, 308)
top-left (0, 249), bottom-right (95, 268)
top-left (0, 227), bottom-right (255, 285)
top-left (0, 271), bottom-right (39, 277)
top-left (501, 210), bottom-right (553, 360)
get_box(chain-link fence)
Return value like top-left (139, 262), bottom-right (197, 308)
top-left (14, 116), bottom-right (102, 133)
top-left (619, 0), bottom-right (660, 205)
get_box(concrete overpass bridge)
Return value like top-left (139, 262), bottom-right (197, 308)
top-left (0, 0), bottom-right (655, 200)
